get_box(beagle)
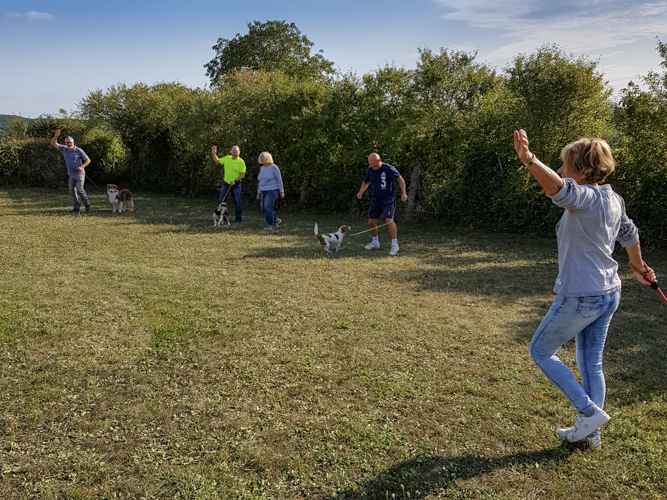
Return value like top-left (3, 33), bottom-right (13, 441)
top-left (314, 223), bottom-right (352, 253)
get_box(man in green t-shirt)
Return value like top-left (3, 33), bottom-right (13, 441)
top-left (211, 145), bottom-right (246, 222)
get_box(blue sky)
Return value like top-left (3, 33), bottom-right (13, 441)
top-left (2, 0), bottom-right (666, 117)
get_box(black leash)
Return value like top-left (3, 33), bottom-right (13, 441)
top-left (85, 173), bottom-right (106, 194)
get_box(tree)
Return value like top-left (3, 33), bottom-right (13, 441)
top-left (613, 38), bottom-right (667, 245)
top-left (204, 20), bottom-right (334, 84)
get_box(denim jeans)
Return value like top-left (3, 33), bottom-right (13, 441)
top-left (68, 173), bottom-right (90, 210)
top-left (259, 189), bottom-right (280, 227)
top-left (529, 291), bottom-right (620, 416)
top-left (219, 181), bottom-right (242, 221)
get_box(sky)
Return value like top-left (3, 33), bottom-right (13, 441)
top-left (1, 0), bottom-right (666, 118)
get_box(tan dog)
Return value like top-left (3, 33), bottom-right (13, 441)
top-left (314, 223), bottom-right (352, 253)
top-left (107, 184), bottom-right (134, 213)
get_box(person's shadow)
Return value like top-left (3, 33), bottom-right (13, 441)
top-left (325, 446), bottom-right (574, 499)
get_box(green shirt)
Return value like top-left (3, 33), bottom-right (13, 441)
top-left (219, 156), bottom-right (246, 184)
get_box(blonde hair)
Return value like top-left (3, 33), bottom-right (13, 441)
top-left (560, 138), bottom-right (615, 184)
top-left (259, 152), bottom-right (273, 164)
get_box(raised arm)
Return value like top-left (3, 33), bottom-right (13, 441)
top-left (211, 145), bottom-right (220, 163)
top-left (514, 129), bottom-right (564, 196)
top-left (51, 129), bottom-right (61, 149)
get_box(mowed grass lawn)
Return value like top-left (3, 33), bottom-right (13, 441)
top-left (1, 187), bottom-right (666, 500)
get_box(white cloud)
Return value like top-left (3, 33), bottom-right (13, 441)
top-left (433, 0), bottom-right (667, 57)
top-left (5, 11), bottom-right (54, 22)
top-left (432, 0), bottom-right (667, 92)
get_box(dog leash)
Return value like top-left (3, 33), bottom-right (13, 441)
top-left (85, 174), bottom-right (107, 193)
top-left (629, 261), bottom-right (666, 304)
top-left (219, 183), bottom-right (233, 203)
top-left (347, 222), bottom-right (391, 236)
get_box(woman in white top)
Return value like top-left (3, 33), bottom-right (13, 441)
top-left (256, 152), bottom-right (285, 229)
top-left (514, 129), bottom-right (656, 447)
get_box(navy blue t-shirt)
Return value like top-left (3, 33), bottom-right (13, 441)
top-left (365, 163), bottom-right (401, 201)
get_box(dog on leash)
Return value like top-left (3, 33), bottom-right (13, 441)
top-left (106, 184), bottom-right (134, 213)
top-left (314, 223), bottom-right (352, 253)
top-left (213, 202), bottom-right (230, 227)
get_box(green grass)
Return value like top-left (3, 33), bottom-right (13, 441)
top-left (1, 187), bottom-right (666, 499)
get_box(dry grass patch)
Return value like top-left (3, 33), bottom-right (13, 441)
top-left (1, 187), bottom-right (666, 499)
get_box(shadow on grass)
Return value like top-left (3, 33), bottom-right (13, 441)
top-left (326, 446), bottom-right (573, 500)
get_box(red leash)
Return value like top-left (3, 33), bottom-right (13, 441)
top-left (629, 261), bottom-right (667, 304)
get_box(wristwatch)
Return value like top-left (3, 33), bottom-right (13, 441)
top-left (525, 154), bottom-right (536, 167)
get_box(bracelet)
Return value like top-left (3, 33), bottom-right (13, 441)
top-left (523, 154), bottom-right (536, 167)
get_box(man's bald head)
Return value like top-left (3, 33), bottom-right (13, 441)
top-left (368, 153), bottom-right (382, 169)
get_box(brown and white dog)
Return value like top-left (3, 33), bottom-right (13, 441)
top-left (107, 184), bottom-right (134, 213)
top-left (314, 223), bottom-right (352, 253)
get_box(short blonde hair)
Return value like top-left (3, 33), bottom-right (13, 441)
top-left (259, 152), bottom-right (273, 164)
top-left (561, 138), bottom-right (615, 184)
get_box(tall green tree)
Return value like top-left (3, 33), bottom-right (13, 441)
top-left (446, 44), bottom-right (613, 232)
top-left (613, 38), bottom-right (667, 244)
top-left (205, 20), bottom-right (334, 84)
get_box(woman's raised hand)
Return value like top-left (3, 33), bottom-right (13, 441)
top-left (514, 129), bottom-right (533, 164)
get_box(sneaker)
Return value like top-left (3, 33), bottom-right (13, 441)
top-left (389, 244), bottom-right (399, 256)
top-left (85, 205), bottom-right (91, 214)
top-left (264, 226), bottom-right (275, 230)
top-left (556, 428), bottom-right (602, 448)
top-left (587, 433), bottom-right (601, 448)
top-left (557, 407), bottom-right (610, 442)
top-left (70, 209), bottom-right (80, 215)
top-left (275, 217), bottom-right (282, 225)
top-left (365, 241), bottom-right (380, 251)
top-left (232, 219), bottom-right (242, 224)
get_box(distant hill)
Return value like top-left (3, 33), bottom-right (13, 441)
top-left (0, 114), bottom-right (39, 136)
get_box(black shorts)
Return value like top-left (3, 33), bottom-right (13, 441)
top-left (368, 197), bottom-right (394, 220)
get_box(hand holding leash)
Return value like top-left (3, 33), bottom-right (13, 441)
top-left (629, 261), bottom-right (666, 304)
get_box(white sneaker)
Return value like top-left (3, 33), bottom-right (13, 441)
top-left (389, 244), bottom-right (399, 256)
top-left (556, 428), bottom-right (602, 448)
top-left (275, 217), bottom-right (282, 225)
top-left (365, 241), bottom-right (380, 250)
top-left (557, 407), bottom-right (610, 442)
top-left (587, 433), bottom-right (601, 448)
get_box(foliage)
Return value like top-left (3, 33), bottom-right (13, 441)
top-left (443, 44), bottom-right (613, 234)
top-left (5, 29), bottom-right (666, 245)
top-left (0, 139), bottom-right (21, 181)
top-left (613, 38), bottom-right (667, 245)
top-left (204, 20), bottom-right (334, 85)
top-left (81, 83), bottom-right (209, 194)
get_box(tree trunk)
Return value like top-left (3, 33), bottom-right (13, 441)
top-left (404, 158), bottom-right (421, 220)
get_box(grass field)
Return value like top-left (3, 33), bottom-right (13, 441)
top-left (1, 187), bottom-right (666, 500)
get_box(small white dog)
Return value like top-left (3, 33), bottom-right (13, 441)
top-left (106, 184), bottom-right (134, 213)
top-left (213, 202), bottom-right (230, 227)
top-left (314, 223), bottom-right (352, 253)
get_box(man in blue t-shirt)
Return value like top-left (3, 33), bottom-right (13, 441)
top-left (51, 129), bottom-right (91, 215)
top-left (356, 153), bottom-right (408, 256)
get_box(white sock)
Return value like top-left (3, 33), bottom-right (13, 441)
top-left (372, 236), bottom-right (379, 244)
top-left (391, 239), bottom-right (398, 246)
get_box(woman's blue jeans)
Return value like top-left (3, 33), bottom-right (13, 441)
top-left (529, 291), bottom-right (620, 419)
top-left (259, 189), bottom-right (280, 227)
